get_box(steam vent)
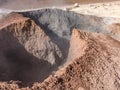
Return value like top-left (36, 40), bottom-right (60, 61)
top-left (0, 1), bottom-right (120, 90)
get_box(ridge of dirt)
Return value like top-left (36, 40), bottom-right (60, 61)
top-left (0, 8), bottom-right (120, 90)
top-left (0, 25), bottom-right (120, 90)
top-left (0, 13), bottom-right (29, 29)
top-left (31, 29), bottom-right (120, 90)
top-left (0, 13), bottom-right (63, 83)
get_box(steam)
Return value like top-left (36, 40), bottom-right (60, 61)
top-left (0, 0), bottom-right (115, 10)
top-left (0, 0), bottom-right (66, 10)
top-left (0, 8), bottom-right (12, 14)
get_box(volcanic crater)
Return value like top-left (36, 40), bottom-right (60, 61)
top-left (0, 8), bottom-right (120, 90)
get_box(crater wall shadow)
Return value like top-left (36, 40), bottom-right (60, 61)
top-left (0, 29), bottom-right (53, 83)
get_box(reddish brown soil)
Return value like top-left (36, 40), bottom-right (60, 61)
top-left (0, 28), bottom-right (119, 90)
top-left (0, 12), bottom-right (120, 90)
top-left (0, 13), bottom-right (63, 84)
top-left (0, 13), bottom-right (28, 29)
top-left (34, 29), bottom-right (120, 90)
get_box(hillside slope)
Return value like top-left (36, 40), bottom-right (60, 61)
top-left (0, 7), bottom-right (119, 90)
top-left (35, 29), bottom-right (120, 90)
top-left (0, 13), bottom-right (63, 82)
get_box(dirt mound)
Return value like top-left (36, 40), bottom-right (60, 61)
top-left (0, 13), bottom-right (63, 82)
top-left (17, 9), bottom-right (120, 66)
top-left (34, 29), bottom-right (120, 90)
top-left (0, 9), bottom-right (120, 90)
top-left (0, 28), bottom-right (119, 90)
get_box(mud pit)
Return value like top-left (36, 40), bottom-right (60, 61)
top-left (0, 9), bottom-right (120, 90)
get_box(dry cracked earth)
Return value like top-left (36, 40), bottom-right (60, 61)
top-left (0, 5), bottom-right (120, 90)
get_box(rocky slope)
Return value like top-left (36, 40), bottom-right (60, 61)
top-left (32, 29), bottom-right (120, 90)
top-left (0, 13), bottom-right (63, 82)
top-left (18, 9), bottom-right (120, 60)
top-left (1, 29), bottom-right (119, 90)
top-left (0, 8), bottom-right (120, 90)
top-left (20, 9), bottom-right (120, 41)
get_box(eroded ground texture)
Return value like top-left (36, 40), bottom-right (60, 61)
top-left (0, 1), bottom-right (120, 90)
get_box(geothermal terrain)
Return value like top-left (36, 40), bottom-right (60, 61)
top-left (0, 1), bottom-right (120, 90)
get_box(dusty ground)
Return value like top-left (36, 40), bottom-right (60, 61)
top-left (65, 1), bottom-right (120, 18)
